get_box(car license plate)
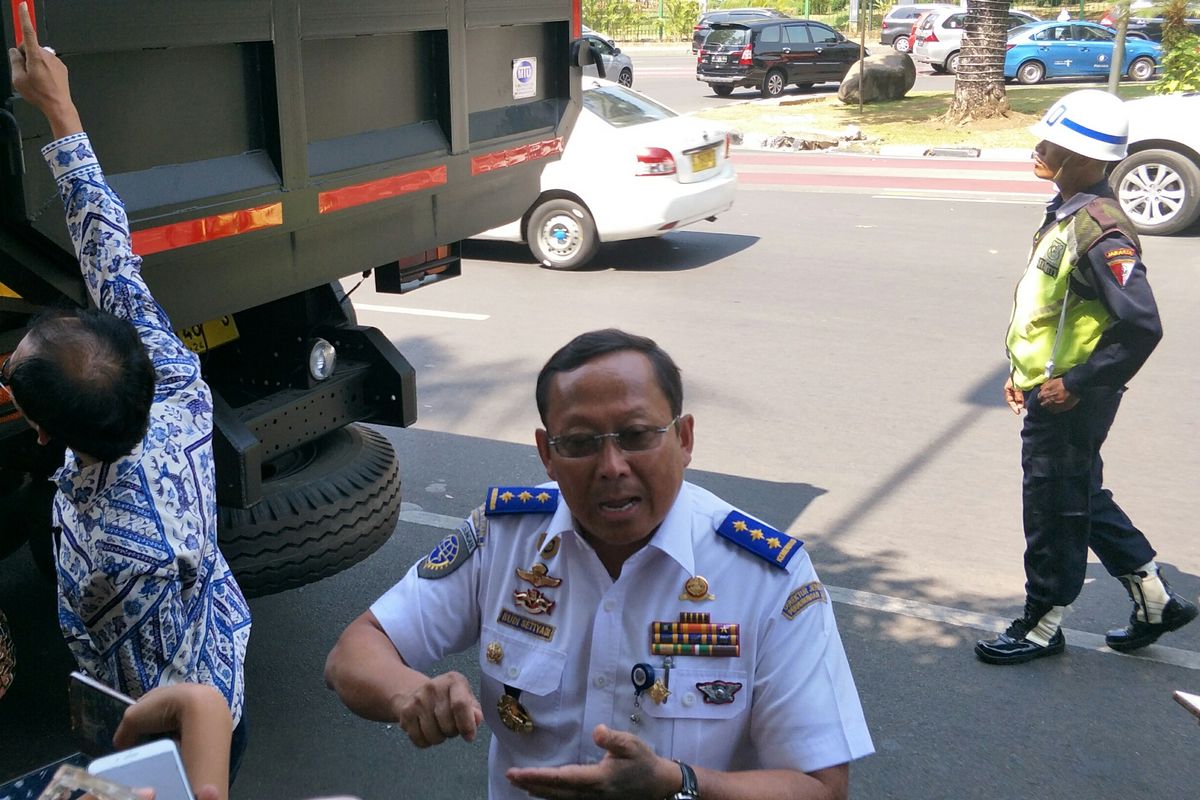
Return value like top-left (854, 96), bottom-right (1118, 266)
top-left (712, 55), bottom-right (727, 63)
top-left (178, 315), bottom-right (240, 354)
top-left (690, 148), bottom-right (717, 172)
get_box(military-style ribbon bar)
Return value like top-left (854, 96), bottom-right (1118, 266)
top-left (652, 633), bottom-right (739, 645)
top-left (486, 486), bottom-right (559, 515)
top-left (651, 615), bottom-right (741, 657)
top-left (715, 510), bottom-right (802, 569)
top-left (651, 644), bottom-right (741, 657)
top-left (652, 622), bottom-right (737, 635)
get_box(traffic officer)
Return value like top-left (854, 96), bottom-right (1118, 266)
top-left (975, 90), bottom-right (1196, 665)
top-left (326, 329), bottom-right (874, 799)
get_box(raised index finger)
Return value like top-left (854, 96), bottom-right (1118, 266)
top-left (18, 2), bottom-right (40, 50)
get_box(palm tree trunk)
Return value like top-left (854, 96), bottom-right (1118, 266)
top-left (944, 0), bottom-right (1011, 122)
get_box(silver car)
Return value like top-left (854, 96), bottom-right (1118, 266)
top-left (582, 33), bottom-right (634, 87)
top-left (913, 8), bottom-right (1039, 73)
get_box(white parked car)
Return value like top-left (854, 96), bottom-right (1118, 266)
top-left (475, 79), bottom-right (738, 270)
top-left (1111, 92), bottom-right (1200, 236)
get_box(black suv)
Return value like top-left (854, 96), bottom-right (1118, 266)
top-left (697, 19), bottom-right (861, 98)
top-left (692, 8), bottom-right (789, 53)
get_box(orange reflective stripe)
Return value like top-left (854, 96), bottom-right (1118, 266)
top-left (132, 203), bottom-right (284, 256)
top-left (471, 138), bottom-right (565, 176)
top-left (317, 166), bottom-right (448, 214)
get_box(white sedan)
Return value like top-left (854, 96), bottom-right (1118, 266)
top-left (475, 79), bottom-right (738, 270)
top-left (1110, 92), bottom-right (1200, 236)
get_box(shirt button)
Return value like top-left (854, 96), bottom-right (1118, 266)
top-left (682, 693), bottom-right (696, 707)
top-left (594, 675), bottom-right (607, 688)
top-left (507, 666), bottom-right (519, 679)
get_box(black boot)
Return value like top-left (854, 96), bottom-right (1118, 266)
top-left (1106, 570), bottom-right (1198, 653)
top-left (976, 616), bottom-right (1065, 665)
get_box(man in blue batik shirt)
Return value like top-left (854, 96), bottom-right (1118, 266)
top-left (5, 3), bottom-right (252, 773)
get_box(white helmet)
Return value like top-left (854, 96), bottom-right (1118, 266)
top-left (1029, 89), bottom-right (1129, 161)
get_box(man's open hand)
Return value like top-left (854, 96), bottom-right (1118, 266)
top-left (506, 724), bottom-right (675, 799)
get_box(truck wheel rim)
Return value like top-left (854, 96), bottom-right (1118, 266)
top-left (1119, 163), bottom-right (1186, 226)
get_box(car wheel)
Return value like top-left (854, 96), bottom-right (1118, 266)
top-left (712, 84), bottom-right (734, 97)
top-left (946, 51), bottom-right (960, 74)
top-left (527, 198), bottom-right (599, 270)
top-left (893, 36), bottom-right (911, 53)
top-left (1016, 60), bottom-right (1044, 85)
top-left (794, 82), bottom-right (814, 90)
top-left (1127, 56), bottom-right (1155, 81)
top-left (618, 67), bottom-right (633, 87)
top-left (930, 63), bottom-right (946, 74)
top-left (1110, 148), bottom-right (1200, 236)
top-left (761, 69), bottom-right (786, 99)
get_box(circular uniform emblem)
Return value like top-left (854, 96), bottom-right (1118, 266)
top-left (424, 534), bottom-right (460, 570)
top-left (682, 575), bottom-right (713, 601)
top-left (486, 641), bottom-right (504, 664)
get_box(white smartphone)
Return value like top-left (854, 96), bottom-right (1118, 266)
top-left (88, 739), bottom-right (196, 800)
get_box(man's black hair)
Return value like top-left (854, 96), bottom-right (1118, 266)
top-left (9, 308), bottom-right (155, 463)
top-left (535, 328), bottom-right (683, 424)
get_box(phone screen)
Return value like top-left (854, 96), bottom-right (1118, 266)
top-left (89, 742), bottom-right (195, 800)
top-left (68, 672), bottom-right (136, 757)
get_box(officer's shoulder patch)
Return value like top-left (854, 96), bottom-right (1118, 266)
top-left (418, 519), bottom-right (480, 579)
top-left (715, 510), bottom-right (802, 570)
top-left (485, 486), bottom-right (559, 516)
top-left (782, 581), bottom-right (827, 619)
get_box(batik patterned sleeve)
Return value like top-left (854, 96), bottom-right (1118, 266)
top-left (41, 134), bottom-right (201, 394)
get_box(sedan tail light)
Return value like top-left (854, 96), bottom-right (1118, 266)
top-left (635, 147), bottom-right (677, 176)
top-left (924, 30), bottom-right (938, 43)
top-left (1006, 43), bottom-right (1015, 50)
top-left (739, 46), bottom-right (754, 65)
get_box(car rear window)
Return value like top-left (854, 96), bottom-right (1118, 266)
top-left (705, 27), bottom-right (751, 47)
top-left (583, 85), bottom-right (676, 129)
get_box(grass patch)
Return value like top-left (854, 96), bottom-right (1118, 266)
top-left (695, 83), bottom-right (1159, 150)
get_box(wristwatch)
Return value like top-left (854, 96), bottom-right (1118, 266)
top-left (668, 760), bottom-right (700, 800)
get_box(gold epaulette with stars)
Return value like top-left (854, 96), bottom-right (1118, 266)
top-left (715, 510), bottom-right (802, 570)
top-left (485, 486), bottom-right (559, 515)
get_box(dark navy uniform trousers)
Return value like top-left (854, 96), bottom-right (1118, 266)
top-left (1021, 382), bottom-right (1155, 615)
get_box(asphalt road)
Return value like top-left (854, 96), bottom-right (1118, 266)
top-left (3, 78), bottom-right (1199, 799)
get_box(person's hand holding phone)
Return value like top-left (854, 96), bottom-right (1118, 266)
top-left (112, 684), bottom-right (231, 800)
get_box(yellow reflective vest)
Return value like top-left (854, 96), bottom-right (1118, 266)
top-left (1006, 198), bottom-right (1140, 391)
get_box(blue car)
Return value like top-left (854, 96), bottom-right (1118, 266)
top-left (1004, 20), bottom-right (1161, 84)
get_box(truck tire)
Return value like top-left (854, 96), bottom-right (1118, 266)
top-left (218, 424), bottom-right (401, 598)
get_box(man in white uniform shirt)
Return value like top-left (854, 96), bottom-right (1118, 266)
top-left (325, 329), bottom-right (873, 799)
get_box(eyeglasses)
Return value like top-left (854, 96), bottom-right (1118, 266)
top-left (547, 417), bottom-right (680, 459)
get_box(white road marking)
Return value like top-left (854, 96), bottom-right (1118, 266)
top-left (398, 504), bottom-right (1200, 669)
top-left (354, 303), bottom-right (489, 321)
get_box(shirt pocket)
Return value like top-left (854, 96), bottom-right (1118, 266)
top-left (478, 624), bottom-right (569, 750)
top-left (640, 666), bottom-right (750, 721)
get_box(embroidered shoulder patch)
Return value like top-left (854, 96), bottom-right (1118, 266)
top-left (715, 510), bottom-right (802, 570)
top-left (782, 581), bottom-right (827, 619)
top-left (417, 519), bottom-right (479, 579)
top-left (1105, 253), bottom-right (1135, 288)
top-left (485, 486), bottom-right (559, 515)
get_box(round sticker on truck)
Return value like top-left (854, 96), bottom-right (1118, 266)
top-left (513, 57), bottom-right (537, 99)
